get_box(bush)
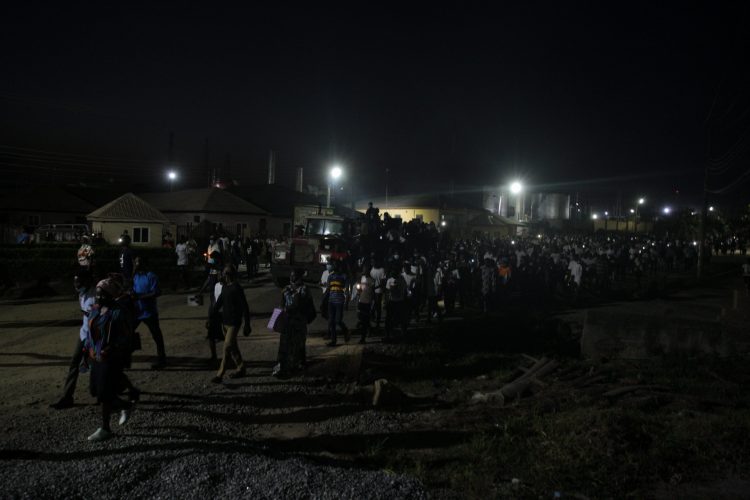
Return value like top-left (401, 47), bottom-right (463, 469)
top-left (0, 244), bottom-right (179, 285)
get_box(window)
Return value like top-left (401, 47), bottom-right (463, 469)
top-left (193, 215), bottom-right (201, 223)
top-left (133, 227), bottom-right (150, 243)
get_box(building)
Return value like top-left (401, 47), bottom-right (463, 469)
top-left (139, 188), bottom-right (270, 241)
top-left (87, 193), bottom-right (170, 247)
top-left (229, 184), bottom-right (322, 237)
top-left (483, 188), bottom-right (571, 222)
top-left (356, 193), bottom-right (518, 236)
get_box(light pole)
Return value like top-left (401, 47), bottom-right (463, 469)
top-left (327, 165), bottom-right (342, 208)
top-left (510, 181), bottom-right (523, 222)
top-left (634, 197), bottom-right (645, 232)
top-left (167, 170), bottom-right (178, 192)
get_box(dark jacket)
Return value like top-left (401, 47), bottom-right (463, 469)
top-left (212, 282), bottom-right (250, 327)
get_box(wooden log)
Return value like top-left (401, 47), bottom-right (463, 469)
top-left (602, 384), bottom-right (670, 399)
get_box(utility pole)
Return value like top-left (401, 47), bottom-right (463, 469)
top-left (697, 133), bottom-right (711, 281)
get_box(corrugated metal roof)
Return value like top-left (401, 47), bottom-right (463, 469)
top-left (139, 188), bottom-right (269, 215)
top-left (87, 193), bottom-right (170, 222)
top-left (229, 185), bottom-right (320, 217)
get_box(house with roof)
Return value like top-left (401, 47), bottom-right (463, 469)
top-left (228, 184), bottom-right (323, 237)
top-left (87, 193), bottom-right (170, 247)
top-left (138, 188), bottom-right (271, 241)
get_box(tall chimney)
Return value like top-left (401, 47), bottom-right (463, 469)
top-left (295, 167), bottom-right (304, 192)
top-left (268, 150), bottom-right (276, 184)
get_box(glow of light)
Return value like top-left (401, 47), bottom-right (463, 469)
top-left (537, 234), bottom-right (542, 239)
top-left (511, 240), bottom-right (515, 245)
top-left (638, 198), bottom-right (645, 205)
top-left (693, 241), bottom-right (698, 246)
top-left (709, 206), bottom-right (714, 212)
top-left (167, 171), bottom-right (177, 180)
top-left (592, 214), bottom-right (598, 220)
top-left (604, 211), bottom-right (609, 216)
top-left (663, 207), bottom-right (671, 215)
top-left (629, 208), bottom-right (635, 214)
top-left (330, 165), bottom-right (343, 180)
top-left (510, 181), bottom-right (522, 194)
top-left (440, 220), bottom-right (447, 227)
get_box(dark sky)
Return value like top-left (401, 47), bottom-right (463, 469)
top-left (1, 2), bottom-right (749, 210)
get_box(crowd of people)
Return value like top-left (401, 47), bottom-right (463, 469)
top-left (48, 206), bottom-right (747, 442)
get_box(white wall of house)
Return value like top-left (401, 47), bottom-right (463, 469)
top-left (90, 221), bottom-right (165, 248)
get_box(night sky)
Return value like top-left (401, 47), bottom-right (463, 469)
top-left (1, 3), bottom-right (748, 209)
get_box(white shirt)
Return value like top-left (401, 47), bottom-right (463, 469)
top-left (214, 282), bottom-right (224, 302)
top-left (320, 269), bottom-right (331, 292)
top-left (568, 260), bottom-right (583, 285)
top-left (370, 267), bottom-right (386, 294)
top-left (176, 243), bottom-right (188, 266)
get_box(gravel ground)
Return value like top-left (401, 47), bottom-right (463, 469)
top-left (0, 275), bottom-right (429, 499)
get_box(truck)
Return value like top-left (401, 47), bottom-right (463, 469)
top-left (270, 212), bottom-right (359, 287)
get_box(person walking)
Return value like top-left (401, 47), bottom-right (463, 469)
top-left (273, 269), bottom-right (315, 377)
top-left (326, 260), bottom-right (349, 346)
top-left (85, 277), bottom-right (135, 442)
top-left (385, 265), bottom-right (408, 341)
top-left (198, 250), bottom-right (224, 363)
top-left (354, 265), bottom-right (374, 343)
top-left (50, 269), bottom-right (96, 410)
top-left (211, 264), bottom-right (251, 383)
top-left (131, 256), bottom-right (167, 370)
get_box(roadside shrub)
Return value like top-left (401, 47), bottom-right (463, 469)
top-left (0, 244), bottom-right (178, 285)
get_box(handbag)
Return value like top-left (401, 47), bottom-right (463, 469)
top-left (267, 307), bottom-right (288, 333)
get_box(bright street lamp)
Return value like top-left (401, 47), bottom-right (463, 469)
top-left (592, 213), bottom-right (598, 220)
top-left (663, 207), bottom-right (671, 215)
top-left (327, 165), bottom-right (343, 208)
top-left (509, 181), bottom-right (523, 221)
top-left (167, 170), bottom-right (178, 191)
top-left (629, 208), bottom-right (635, 214)
top-left (638, 197), bottom-right (645, 205)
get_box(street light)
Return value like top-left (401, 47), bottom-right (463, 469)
top-left (327, 165), bottom-right (343, 208)
top-left (167, 170), bottom-right (178, 191)
top-left (663, 207), bottom-right (671, 215)
top-left (509, 181), bottom-right (523, 221)
top-left (634, 197), bottom-right (645, 232)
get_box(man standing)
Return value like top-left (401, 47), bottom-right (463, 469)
top-left (131, 256), bottom-right (167, 370)
top-left (175, 236), bottom-right (190, 289)
top-left (370, 259), bottom-right (386, 331)
top-left (119, 233), bottom-right (134, 285)
top-left (50, 269), bottom-right (96, 409)
top-left (211, 264), bottom-right (251, 383)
